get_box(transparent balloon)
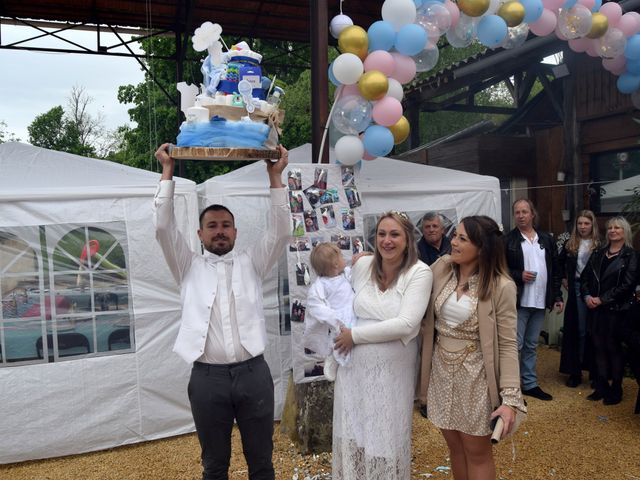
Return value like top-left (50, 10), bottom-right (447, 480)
top-left (452, 14), bottom-right (479, 46)
top-left (558, 5), bottom-right (593, 40)
top-left (501, 23), bottom-right (530, 49)
top-left (597, 28), bottom-right (626, 59)
top-left (412, 41), bottom-right (440, 72)
top-left (417, 2), bottom-right (452, 36)
top-left (332, 95), bottom-right (373, 135)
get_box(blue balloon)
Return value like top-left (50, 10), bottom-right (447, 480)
top-left (627, 58), bottom-right (640, 75)
top-left (521, 0), bottom-right (543, 23)
top-left (368, 20), bottom-right (396, 52)
top-left (477, 15), bottom-right (508, 48)
top-left (562, 0), bottom-right (577, 8)
top-left (328, 63), bottom-right (341, 86)
top-left (591, 0), bottom-right (602, 12)
top-left (395, 24), bottom-right (428, 56)
top-left (617, 73), bottom-right (640, 94)
top-left (624, 34), bottom-right (640, 60)
top-left (363, 125), bottom-right (394, 157)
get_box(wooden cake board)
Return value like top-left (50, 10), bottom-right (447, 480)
top-left (169, 145), bottom-right (280, 161)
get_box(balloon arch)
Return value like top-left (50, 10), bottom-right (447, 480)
top-left (328, 0), bottom-right (640, 165)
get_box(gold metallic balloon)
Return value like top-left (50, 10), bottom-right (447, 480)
top-left (497, 1), bottom-right (525, 28)
top-left (389, 116), bottom-right (410, 145)
top-left (457, 0), bottom-right (490, 17)
top-left (338, 25), bottom-right (369, 60)
top-left (358, 70), bottom-right (389, 101)
top-left (587, 12), bottom-right (608, 39)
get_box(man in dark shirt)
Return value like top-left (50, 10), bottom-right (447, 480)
top-left (417, 212), bottom-right (451, 266)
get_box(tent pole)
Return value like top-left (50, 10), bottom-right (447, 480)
top-left (310, 0), bottom-right (329, 164)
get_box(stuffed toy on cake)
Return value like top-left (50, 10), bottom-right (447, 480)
top-left (175, 22), bottom-right (284, 152)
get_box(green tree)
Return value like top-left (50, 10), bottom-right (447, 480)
top-left (0, 120), bottom-right (19, 143)
top-left (28, 106), bottom-right (94, 156)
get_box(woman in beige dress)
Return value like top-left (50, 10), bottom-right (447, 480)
top-left (418, 215), bottom-right (526, 480)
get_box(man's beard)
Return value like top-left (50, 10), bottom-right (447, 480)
top-left (205, 236), bottom-right (234, 256)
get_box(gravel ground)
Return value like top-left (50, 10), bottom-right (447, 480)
top-left (2, 346), bottom-right (640, 480)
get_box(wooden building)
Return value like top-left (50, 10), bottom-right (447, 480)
top-left (400, 46), bottom-right (640, 237)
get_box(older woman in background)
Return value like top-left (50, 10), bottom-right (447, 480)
top-left (419, 216), bottom-right (526, 480)
top-left (581, 216), bottom-right (638, 405)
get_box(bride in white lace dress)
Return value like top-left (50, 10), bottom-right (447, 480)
top-left (332, 211), bottom-right (432, 480)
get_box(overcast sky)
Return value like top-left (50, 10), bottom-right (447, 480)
top-left (0, 25), bottom-right (146, 142)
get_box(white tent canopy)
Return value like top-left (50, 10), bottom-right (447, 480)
top-left (0, 143), bottom-right (199, 464)
top-left (600, 174), bottom-right (639, 213)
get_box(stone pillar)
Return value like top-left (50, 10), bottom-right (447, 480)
top-left (280, 372), bottom-right (334, 454)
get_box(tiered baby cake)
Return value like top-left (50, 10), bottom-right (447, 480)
top-left (173, 22), bottom-right (284, 159)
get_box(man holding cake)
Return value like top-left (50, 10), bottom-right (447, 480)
top-left (153, 143), bottom-right (289, 480)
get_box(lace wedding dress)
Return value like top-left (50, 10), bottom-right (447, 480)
top-left (332, 279), bottom-right (418, 480)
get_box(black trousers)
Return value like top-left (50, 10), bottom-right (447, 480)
top-left (590, 310), bottom-right (625, 394)
top-left (188, 355), bottom-right (275, 480)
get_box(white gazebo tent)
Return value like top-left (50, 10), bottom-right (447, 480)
top-left (0, 142), bottom-right (199, 464)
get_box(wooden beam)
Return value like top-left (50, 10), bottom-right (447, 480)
top-left (536, 70), bottom-right (564, 122)
top-left (310, 0), bottom-right (329, 164)
top-left (421, 103), bottom-right (517, 114)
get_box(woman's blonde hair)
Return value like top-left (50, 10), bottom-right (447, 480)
top-left (605, 216), bottom-right (633, 247)
top-left (565, 210), bottom-right (600, 255)
top-left (310, 242), bottom-right (342, 277)
top-left (371, 211), bottom-right (418, 289)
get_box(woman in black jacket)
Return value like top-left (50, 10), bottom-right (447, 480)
top-left (581, 216), bottom-right (638, 405)
top-left (559, 210), bottom-right (600, 387)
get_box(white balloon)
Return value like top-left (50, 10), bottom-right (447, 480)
top-left (381, 0), bottom-right (417, 30)
top-left (558, 5), bottom-right (592, 40)
top-left (501, 23), bottom-right (530, 49)
top-left (332, 53), bottom-right (365, 85)
top-left (335, 135), bottom-right (365, 166)
top-left (330, 14), bottom-right (354, 39)
top-left (484, 0), bottom-right (502, 16)
top-left (386, 78), bottom-right (405, 101)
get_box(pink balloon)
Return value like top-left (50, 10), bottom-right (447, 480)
top-left (335, 84), bottom-right (361, 99)
top-left (610, 64), bottom-right (626, 76)
top-left (390, 52), bottom-right (417, 84)
top-left (568, 37), bottom-right (590, 52)
top-left (444, 0), bottom-right (461, 29)
top-left (602, 55), bottom-right (626, 72)
top-left (542, 0), bottom-right (564, 12)
top-left (617, 13), bottom-right (640, 37)
top-left (372, 96), bottom-right (403, 127)
top-left (576, 0), bottom-right (595, 10)
top-left (586, 40), bottom-right (599, 57)
top-left (529, 9), bottom-right (557, 37)
top-left (599, 2), bottom-right (622, 28)
top-left (364, 50), bottom-right (397, 76)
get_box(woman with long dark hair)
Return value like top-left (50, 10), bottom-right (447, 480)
top-left (559, 210), bottom-right (600, 387)
top-left (419, 216), bottom-right (526, 480)
top-left (581, 216), bottom-right (638, 405)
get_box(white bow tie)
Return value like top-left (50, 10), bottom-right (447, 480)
top-left (207, 255), bottom-right (233, 266)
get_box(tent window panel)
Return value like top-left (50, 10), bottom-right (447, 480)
top-left (0, 221), bottom-right (134, 367)
top-left (3, 318), bottom-right (43, 362)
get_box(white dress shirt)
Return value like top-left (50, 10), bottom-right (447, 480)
top-left (153, 180), bottom-right (290, 364)
top-left (520, 232), bottom-right (547, 309)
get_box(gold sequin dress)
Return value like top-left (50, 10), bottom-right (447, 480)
top-left (427, 274), bottom-right (493, 436)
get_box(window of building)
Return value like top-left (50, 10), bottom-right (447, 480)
top-left (0, 222), bottom-right (133, 366)
top-left (590, 149), bottom-right (640, 214)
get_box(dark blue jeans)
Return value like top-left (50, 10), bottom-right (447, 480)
top-left (188, 355), bottom-right (275, 480)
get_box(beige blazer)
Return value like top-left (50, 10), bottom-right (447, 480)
top-left (417, 256), bottom-right (520, 409)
